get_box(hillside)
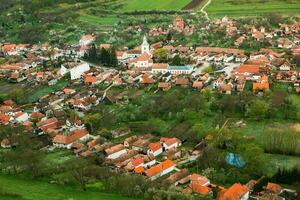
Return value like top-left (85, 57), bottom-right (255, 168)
top-left (0, 175), bottom-right (134, 200)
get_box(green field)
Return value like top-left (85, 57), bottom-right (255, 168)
top-left (120, 0), bottom-right (192, 11)
top-left (0, 175), bottom-right (134, 200)
top-left (206, 0), bottom-right (300, 17)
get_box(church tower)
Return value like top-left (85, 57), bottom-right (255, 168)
top-left (141, 35), bottom-right (150, 55)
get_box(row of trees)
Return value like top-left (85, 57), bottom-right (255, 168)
top-left (83, 44), bottom-right (118, 67)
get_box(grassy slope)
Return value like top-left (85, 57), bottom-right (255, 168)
top-left (206, 0), bottom-right (300, 17)
top-left (120, 0), bottom-right (191, 11)
top-left (0, 175), bottom-right (134, 200)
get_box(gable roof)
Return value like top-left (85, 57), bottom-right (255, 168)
top-left (235, 65), bottom-right (260, 74)
top-left (53, 129), bottom-right (88, 145)
top-left (146, 159), bottom-right (175, 177)
top-left (217, 183), bottom-right (249, 200)
top-left (148, 142), bottom-right (162, 152)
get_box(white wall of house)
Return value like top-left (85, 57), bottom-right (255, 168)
top-left (162, 142), bottom-right (180, 151)
top-left (143, 159), bottom-right (156, 168)
top-left (150, 165), bottom-right (175, 180)
top-left (152, 68), bottom-right (168, 73)
top-left (240, 191), bottom-right (249, 200)
top-left (148, 148), bottom-right (163, 157)
top-left (60, 65), bottom-right (70, 76)
top-left (70, 63), bottom-right (90, 80)
top-left (107, 149), bottom-right (127, 159)
top-left (16, 113), bottom-right (29, 123)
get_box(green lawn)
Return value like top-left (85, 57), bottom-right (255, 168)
top-left (206, 0), bottom-right (300, 17)
top-left (0, 175), bottom-right (134, 200)
top-left (28, 78), bottom-right (68, 102)
top-left (120, 0), bottom-right (192, 11)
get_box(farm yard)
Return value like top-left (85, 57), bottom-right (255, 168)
top-left (206, 0), bottom-right (300, 17)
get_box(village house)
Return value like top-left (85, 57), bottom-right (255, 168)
top-left (145, 159), bottom-right (176, 180)
top-left (152, 63), bottom-right (169, 74)
top-left (53, 129), bottom-right (90, 149)
top-left (79, 34), bottom-right (95, 46)
top-left (168, 65), bottom-right (193, 74)
top-left (148, 142), bottom-right (163, 157)
top-left (105, 144), bottom-right (127, 160)
top-left (158, 82), bottom-right (171, 91)
top-left (253, 75), bottom-right (269, 91)
top-left (217, 183), bottom-right (249, 200)
top-left (160, 137), bottom-right (182, 151)
top-left (60, 62), bottom-right (90, 80)
top-left (173, 16), bottom-right (185, 30)
top-left (235, 65), bottom-right (261, 80)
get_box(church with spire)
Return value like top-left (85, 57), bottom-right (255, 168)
top-left (141, 35), bottom-right (150, 55)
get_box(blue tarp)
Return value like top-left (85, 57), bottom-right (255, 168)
top-left (226, 153), bottom-right (245, 168)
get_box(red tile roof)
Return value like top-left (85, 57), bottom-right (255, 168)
top-left (146, 159), bottom-right (175, 177)
top-left (148, 142), bottom-right (162, 152)
top-left (217, 183), bottom-right (249, 200)
top-left (53, 129), bottom-right (88, 145)
top-left (235, 65), bottom-right (260, 74)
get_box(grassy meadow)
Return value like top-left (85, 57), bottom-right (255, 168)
top-left (0, 175), bottom-right (134, 200)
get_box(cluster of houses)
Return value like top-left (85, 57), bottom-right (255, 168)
top-left (0, 15), bottom-right (299, 199)
top-left (149, 16), bottom-right (194, 36)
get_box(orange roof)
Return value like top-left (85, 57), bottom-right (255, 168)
top-left (190, 173), bottom-right (210, 186)
top-left (190, 182), bottom-right (211, 195)
top-left (105, 144), bottom-right (125, 155)
top-left (80, 34), bottom-right (95, 42)
top-left (235, 65), bottom-right (260, 74)
top-left (63, 88), bottom-right (76, 95)
top-left (30, 112), bottom-right (45, 119)
top-left (53, 129), bottom-right (88, 145)
top-left (84, 75), bottom-right (97, 83)
top-left (0, 65), bottom-right (21, 70)
top-left (160, 137), bottom-right (180, 146)
top-left (148, 142), bottom-right (162, 152)
top-left (136, 53), bottom-right (152, 62)
top-left (152, 63), bottom-right (169, 69)
top-left (253, 76), bottom-right (269, 91)
top-left (2, 44), bottom-right (16, 52)
top-left (146, 159), bottom-right (175, 177)
top-left (0, 113), bottom-right (11, 124)
top-left (266, 182), bottom-right (282, 193)
top-left (140, 75), bottom-right (154, 84)
top-left (218, 183), bottom-right (249, 200)
top-left (15, 112), bottom-right (25, 118)
top-left (134, 166), bottom-right (145, 174)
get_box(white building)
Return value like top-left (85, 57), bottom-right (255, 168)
top-left (105, 144), bottom-right (127, 160)
top-left (146, 159), bottom-right (176, 180)
top-left (53, 129), bottom-right (90, 149)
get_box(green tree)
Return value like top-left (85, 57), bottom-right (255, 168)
top-left (246, 99), bottom-right (270, 120)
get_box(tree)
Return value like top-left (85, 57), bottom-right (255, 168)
top-left (246, 99), bottom-right (270, 120)
top-left (153, 48), bottom-right (168, 63)
top-left (9, 89), bottom-right (27, 104)
top-left (171, 54), bottom-right (183, 66)
top-left (238, 143), bottom-right (265, 177)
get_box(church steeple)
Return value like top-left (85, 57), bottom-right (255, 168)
top-left (141, 35), bottom-right (150, 54)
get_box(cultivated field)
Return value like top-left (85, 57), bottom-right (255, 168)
top-left (120, 0), bottom-right (192, 11)
top-left (206, 0), bottom-right (300, 17)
